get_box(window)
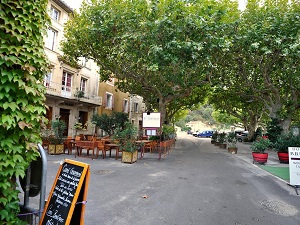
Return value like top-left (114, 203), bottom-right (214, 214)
top-left (62, 71), bottom-right (72, 92)
top-left (45, 28), bottom-right (57, 50)
top-left (80, 78), bottom-right (87, 92)
top-left (123, 99), bottom-right (129, 113)
top-left (50, 6), bottom-right (60, 21)
top-left (44, 71), bottom-right (52, 87)
top-left (105, 92), bottom-right (113, 109)
top-left (134, 102), bottom-right (139, 113)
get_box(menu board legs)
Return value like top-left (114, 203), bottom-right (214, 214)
top-left (39, 159), bottom-right (90, 225)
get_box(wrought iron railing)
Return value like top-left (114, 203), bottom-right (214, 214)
top-left (45, 81), bottom-right (102, 105)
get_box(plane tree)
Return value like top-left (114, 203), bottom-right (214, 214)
top-left (212, 0), bottom-right (300, 132)
top-left (61, 0), bottom-right (240, 124)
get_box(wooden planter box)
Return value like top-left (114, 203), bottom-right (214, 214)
top-left (122, 150), bottom-right (138, 164)
top-left (48, 144), bottom-right (64, 155)
top-left (219, 143), bottom-right (227, 149)
top-left (228, 147), bottom-right (238, 154)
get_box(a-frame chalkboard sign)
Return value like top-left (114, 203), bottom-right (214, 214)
top-left (39, 159), bottom-right (90, 225)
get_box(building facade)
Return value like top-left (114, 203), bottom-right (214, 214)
top-left (44, 0), bottom-right (101, 137)
top-left (44, 0), bottom-right (145, 138)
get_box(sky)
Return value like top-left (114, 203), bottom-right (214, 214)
top-left (63, 0), bottom-right (247, 11)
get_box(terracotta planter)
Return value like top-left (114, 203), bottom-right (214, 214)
top-left (277, 152), bottom-right (289, 163)
top-left (211, 140), bottom-right (215, 144)
top-left (228, 147), bottom-right (238, 154)
top-left (219, 143), bottom-right (227, 149)
top-left (214, 142), bottom-right (220, 146)
top-left (252, 152), bottom-right (268, 164)
top-left (122, 150), bottom-right (138, 164)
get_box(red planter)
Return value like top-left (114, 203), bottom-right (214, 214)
top-left (277, 152), bottom-right (289, 163)
top-left (252, 152), bottom-right (268, 164)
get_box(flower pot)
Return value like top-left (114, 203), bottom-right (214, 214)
top-left (219, 143), bottom-right (227, 149)
top-left (48, 144), bottom-right (64, 155)
top-left (277, 152), bottom-right (289, 163)
top-left (122, 150), bottom-right (138, 164)
top-left (214, 142), bottom-right (220, 146)
top-left (228, 147), bottom-right (238, 154)
top-left (252, 152), bottom-right (268, 164)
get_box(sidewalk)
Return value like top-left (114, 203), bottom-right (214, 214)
top-left (232, 141), bottom-right (290, 181)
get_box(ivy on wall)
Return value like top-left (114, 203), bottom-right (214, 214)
top-left (0, 0), bottom-right (49, 223)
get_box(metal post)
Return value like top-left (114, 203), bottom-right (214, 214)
top-left (37, 144), bottom-right (47, 221)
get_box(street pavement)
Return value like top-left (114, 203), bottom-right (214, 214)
top-left (21, 131), bottom-right (300, 225)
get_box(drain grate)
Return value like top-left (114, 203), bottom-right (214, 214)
top-left (94, 170), bottom-right (114, 175)
top-left (261, 200), bottom-right (298, 216)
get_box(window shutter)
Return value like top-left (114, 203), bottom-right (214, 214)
top-left (103, 93), bottom-right (107, 107)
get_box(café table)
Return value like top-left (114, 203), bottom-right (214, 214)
top-left (135, 140), bottom-right (152, 159)
top-left (104, 143), bottom-right (121, 160)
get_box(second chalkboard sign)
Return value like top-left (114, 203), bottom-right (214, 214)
top-left (39, 159), bottom-right (90, 225)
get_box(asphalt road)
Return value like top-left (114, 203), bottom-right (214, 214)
top-left (22, 132), bottom-right (300, 225)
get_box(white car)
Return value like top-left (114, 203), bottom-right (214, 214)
top-left (192, 131), bottom-right (199, 137)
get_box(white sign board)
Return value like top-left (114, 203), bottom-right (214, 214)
top-left (142, 112), bottom-right (161, 128)
top-left (289, 147), bottom-right (300, 185)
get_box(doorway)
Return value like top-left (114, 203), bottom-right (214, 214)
top-left (60, 108), bottom-right (70, 136)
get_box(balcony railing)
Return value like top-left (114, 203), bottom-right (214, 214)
top-left (45, 81), bottom-right (102, 106)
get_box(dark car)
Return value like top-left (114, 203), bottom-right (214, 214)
top-left (236, 131), bottom-right (248, 142)
top-left (187, 130), bottom-right (193, 135)
top-left (197, 130), bottom-right (214, 138)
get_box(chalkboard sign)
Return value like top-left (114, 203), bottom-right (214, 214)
top-left (39, 159), bottom-right (90, 225)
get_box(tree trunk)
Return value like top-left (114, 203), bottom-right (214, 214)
top-left (280, 115), bottom-right (292, 133)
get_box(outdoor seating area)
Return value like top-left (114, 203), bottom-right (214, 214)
top-left (44, 135), bottom-right (176, 161)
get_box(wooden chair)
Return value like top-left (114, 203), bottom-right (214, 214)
top-left (95, 140), bottom-right (108, 159)
top-left (63, 136), bottom-right (73, 154)
top-left (144, 141), bottom-right (153, 153)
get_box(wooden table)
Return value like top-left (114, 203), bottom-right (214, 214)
top-left (104, 143), bottom-right (120, 160)
top-left (135, 140), bottom-right (152, 159)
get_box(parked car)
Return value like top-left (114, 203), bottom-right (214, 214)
top-left (197, 130), bottom-right (214, 138)
top-left (192, 131), bottom-right (200, 137)
top-left (236, 131), bottom-right (248, 142)
top-left (187, 130), bottom-right (193, 135)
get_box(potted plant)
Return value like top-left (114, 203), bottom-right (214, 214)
top-left (250, 137), bottom-right (271, 164)
top-left (48, 119), bottom-right (67, 155)
top-left (113, 122), bottom-right (139, 163)
top-left (273, 132), bottom-right (300, 163)
top-left (218, 132), bottom-right (227, 149)
top-left (227, 132), bottom-right (238, 154)
top-left (211, 131), bottom-right (218, 144)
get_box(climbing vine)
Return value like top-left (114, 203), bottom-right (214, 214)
top-left (0, 0), bottom-right (49, 223)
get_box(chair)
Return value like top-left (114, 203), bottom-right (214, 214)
top-left (96, 140), bottom-right (108, 159)
top-left (144, 141), bottom-right (153, 153)
top-left (63, 136), bottom-right (73, 154)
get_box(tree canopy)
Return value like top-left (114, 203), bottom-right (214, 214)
top-left (211, 0), bottom-right (300, 132)
top-left (62, 0), bottom-right (240, 123)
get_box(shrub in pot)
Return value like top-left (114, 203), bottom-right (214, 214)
top-left (48, 120), bottom-right (66, 154)
top-left (250, 138), bottom-right (271, 164)
top-left (113, 122), bottom-right (139, 163)
top-left (211, 131), bottom-right (218, 144)
top-left (218, 132), bottom-right (227, 149)
top-left (273, 132), bottom-right (300, 163)
top-left (227, 132), bottom-right (238, 154)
